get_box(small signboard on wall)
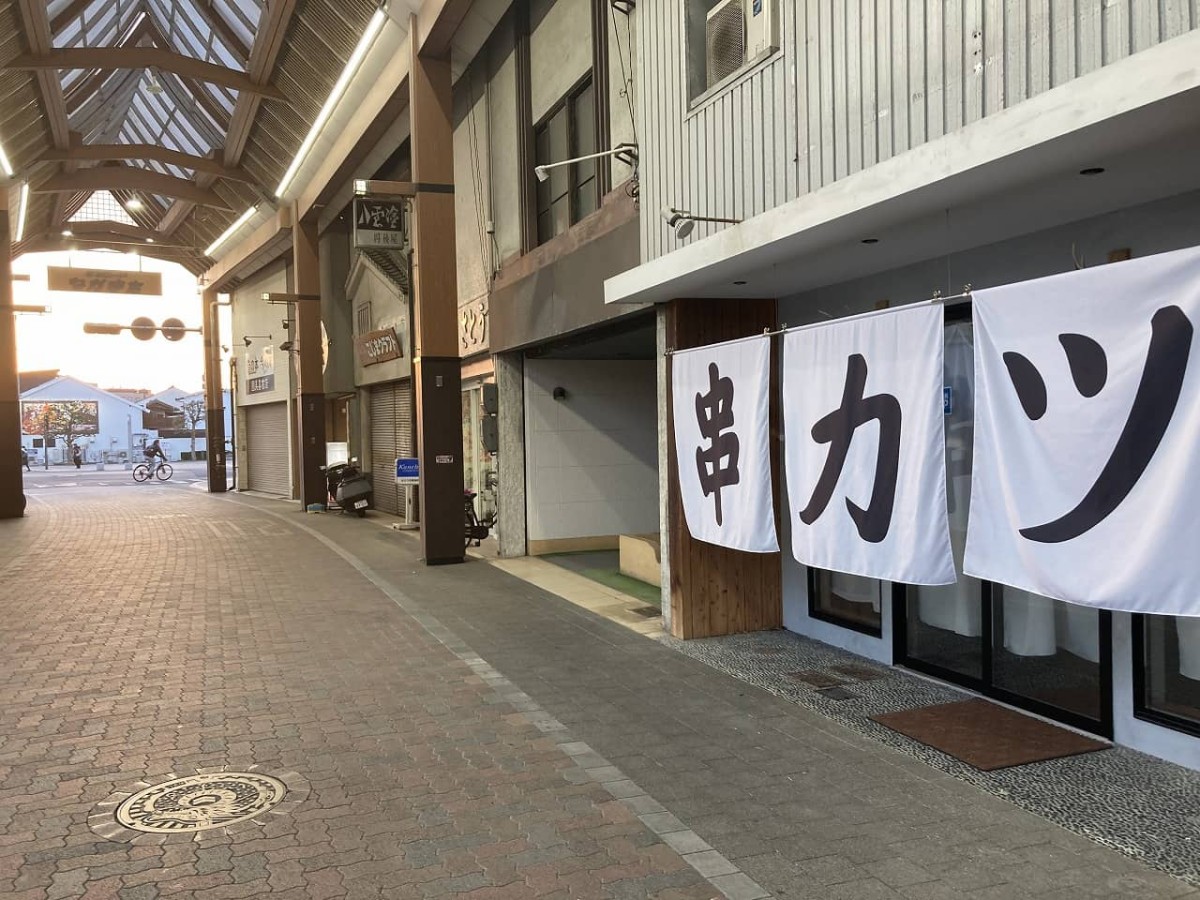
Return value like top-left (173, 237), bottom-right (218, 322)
top-left (246, 345), bottom-right (276, 394)
top-left (395, 457), bottom-right (419, 484)
top-left (353, 198), bottom-right (406, 249)
top-left (355, 327), bottom-right (403, 366)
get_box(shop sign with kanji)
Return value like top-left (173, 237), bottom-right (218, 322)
top-left (48, 267), bottom-right (163, 295)
top-left (353, 198), bottom-right (406, 250)
top-left (355, 327), bottom-right (404, 366)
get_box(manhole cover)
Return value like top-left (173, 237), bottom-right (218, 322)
top-left (91, 767), bottom-right (308, 843)
top-left (115, 772), bottom-right (285, 833)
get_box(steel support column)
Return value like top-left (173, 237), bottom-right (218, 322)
top-left (202, 286), bottom-right (228, 492)
top-left (410, 28), bottom-right (464, 564)
top-left (292, 217), bottom-right (326, 509)
top-left (0, 194), bottom-right (25, 518)
top-left (0, 195), bottom-right (24, 518)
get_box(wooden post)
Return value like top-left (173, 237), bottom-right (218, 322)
top-left (0, 191), bottom-right (25, 517)
top-left (292, 216), bottom-right (326, 509)
top-left (201, 286), bottom-right (227, 492)
top-left (410, 24), bottom-right (465, 564)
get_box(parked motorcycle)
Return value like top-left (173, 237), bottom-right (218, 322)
top-left (322, 458), bottom-right (373, 517)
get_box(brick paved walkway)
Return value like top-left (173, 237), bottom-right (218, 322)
top-left (0, 486), bottom-right (1195, 900)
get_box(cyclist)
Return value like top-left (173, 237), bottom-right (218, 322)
top-left (143, 439), bottom-right (167, 477)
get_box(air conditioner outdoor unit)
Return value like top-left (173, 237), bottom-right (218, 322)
top-left (705, 0), bottom-right (745, 89)
top-left (745, 0), bottom-right (779, 60)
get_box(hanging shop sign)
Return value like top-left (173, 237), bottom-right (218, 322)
top-left (782, 304), bottom-right (956, 586)
top-left (671, 335), bottom-right (779, 553)
top-left (965, 245), bottom-right (1200, 616)
top-left (353, 198), bottom-right (406, 250)
top-left (48, 266), bottom-right (163, 295)
top-left (246, 345), bottom-right (276, 395)
top-left (355, 327), bottom-right (403, 366)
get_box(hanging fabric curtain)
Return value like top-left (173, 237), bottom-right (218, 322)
top-left (671, 335), bottom-right (779, 553)
top-left (782, 303), bottom-right (956, 585)
top-left (964, 245), bottom-right (1200, 616)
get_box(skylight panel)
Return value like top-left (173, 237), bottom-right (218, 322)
top-left (68, 191), bottom-right (139, 226)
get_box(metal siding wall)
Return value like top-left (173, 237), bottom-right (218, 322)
top-left (638, 0), bottom-right (1197, 264)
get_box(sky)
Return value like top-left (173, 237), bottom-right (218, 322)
top-left (12, 249), bottom-right (230, 395)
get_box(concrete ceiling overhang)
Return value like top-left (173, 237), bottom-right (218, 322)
top-left (605, 31), bottom-right (1200, 307)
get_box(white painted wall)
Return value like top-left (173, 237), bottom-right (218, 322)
top-left (232, 264), bottom-right (291, 408)
top-left (19, 378), bottom-right (151, 464)
top-left (524, 359), bottom-right (658, 542)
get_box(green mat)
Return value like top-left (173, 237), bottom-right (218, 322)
top-left (544, 552), bottom-right (662, 607)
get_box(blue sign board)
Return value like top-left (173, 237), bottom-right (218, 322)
top-left (395, 457), bottom-right (419, 484)
top-left (943, 386), bottom-right (953, 416)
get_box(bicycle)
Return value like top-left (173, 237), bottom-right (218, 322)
top-left (132, 460), bottom-right (173, 482)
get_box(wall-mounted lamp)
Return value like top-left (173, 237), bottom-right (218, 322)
top-left (242, 334), bottom-right (272, 347)
top-left (279, 341), bottom-right (295, 352)
top-left (660, 207), bottom-right (742, 240)
top-left (552, 386), bottom-right (567, 401)
top-left (535, 143), bottom-right (638, 183)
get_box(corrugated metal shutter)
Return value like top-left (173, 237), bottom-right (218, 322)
top-left (244, 403), bottom-right (290, 496)
top-left (369, 381), bottom-right (415, 518)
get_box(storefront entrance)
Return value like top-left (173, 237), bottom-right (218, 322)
top-left (894, 312), bottom-right (1113, 738)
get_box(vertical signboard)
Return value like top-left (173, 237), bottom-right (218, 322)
top-left (353, 198), bottom-right (407, 250)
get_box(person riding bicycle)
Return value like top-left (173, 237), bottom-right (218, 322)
top-left (143, 439), bottom-right (166, 475)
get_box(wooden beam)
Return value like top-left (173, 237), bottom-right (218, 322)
top-left (34, 170), bottom-right (234, 210)
top-left (21, 233), bottom-right (201, 263)
top-left (66, 220), bottom-right (185, 244)
top-left (48, 0), bottom-right (91, 35)
top-left (39, 145), bottom-right (254, 182)
top-left (5, 48), bottom-right (287, 100)
top-left (222, 0), bottom-right (296, 168)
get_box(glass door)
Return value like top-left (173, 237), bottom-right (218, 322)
top-left (895, 311), bottom-right (1112, 736)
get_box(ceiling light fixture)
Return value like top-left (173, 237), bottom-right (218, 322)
top-left (145, 237), bottom-right (155, 243)
top-left (275, 6), bottom-right (389, 198)
top-left (204, 205), bottom-right (258, 258)
top-left (61, 229), bottom-right (73, 237)
top-left (660, 207), bottom-right (741, 240)
top-left (534, 143), bottom-right (639, 183)
top-left (0, 137), bottom-right (12, 177)
top-left (126, 197), bottom-right (144, 211)
top-left (15, 182), bottom-right (29, 242)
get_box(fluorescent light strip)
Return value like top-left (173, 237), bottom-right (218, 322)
top-left (0, 139), bottom-right (12, 177)
top-left (15, 182), bottom-right (29, 242)
top-left (274, 7), bottom-right (387, 198)
top-left (204, 206), bottom-right (258, 258)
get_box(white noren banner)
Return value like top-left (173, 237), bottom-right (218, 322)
top-left (672, 335), bottom-right (779, 553)
top-left (783, 304), bottom-right (956, 585)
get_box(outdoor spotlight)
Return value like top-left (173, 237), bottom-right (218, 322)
top-left (534, 166), bottom-right (550, 183)
top-left (279, 341), bottom-right (294, 352)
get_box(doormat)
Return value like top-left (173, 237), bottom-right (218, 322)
top-left (871, 698), bottom-right (1110, 771)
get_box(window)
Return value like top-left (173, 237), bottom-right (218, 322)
top-left (534, 75), bottom-right (597, 245)
top-left (355, 302), bottom-right (372, 336)
top-left (686, 0), bottom-right (778, 102)
top-left (809, 569), bottom-right (882, 636)
top-left (1136, 615), bottom-right (1200, 737)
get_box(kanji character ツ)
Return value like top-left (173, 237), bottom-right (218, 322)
top-left (799, 353), bottom-right (901, 543)
top-left (694, 362), bottom-right (741, 526)
top-left (1002, 305), bottom-right (1192, 543)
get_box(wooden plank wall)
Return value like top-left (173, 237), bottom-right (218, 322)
top-left (666, 298), bottom-right (782, 639)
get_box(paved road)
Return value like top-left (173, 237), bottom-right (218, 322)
top-left (0, 485), bottom-right (1194, 900)
top-left (18, 461), bottom-right (210, 491)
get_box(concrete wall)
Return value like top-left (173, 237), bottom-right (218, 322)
top-left (775, 187), bottom-right (1200, 768)
top-left (524, 359), bottom-right (658, 546)
top-left (530, 0), bottom-right (592, 121)
top-left (637, 0), bottom-right (1200, 262)
top-left (232, 263), bottom-right (291, 408)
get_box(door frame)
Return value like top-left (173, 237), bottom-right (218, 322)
top-left (892, 302), bottom-right (1114, 739)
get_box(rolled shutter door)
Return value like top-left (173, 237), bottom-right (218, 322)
top-left (244, 402), bottom-right (290, 496)
top-left (369, 382), bottom-right (414, 517)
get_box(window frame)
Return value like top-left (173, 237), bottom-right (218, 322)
top-left (806, 567), bottom-right (883, 638)
top-left (1132, 614), bottom-right (1200, 739)
top-left (532, 72), bottom-right (599, 246)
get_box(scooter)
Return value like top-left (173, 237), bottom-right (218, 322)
top-left (322, 458), bottom-right (373, 517)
